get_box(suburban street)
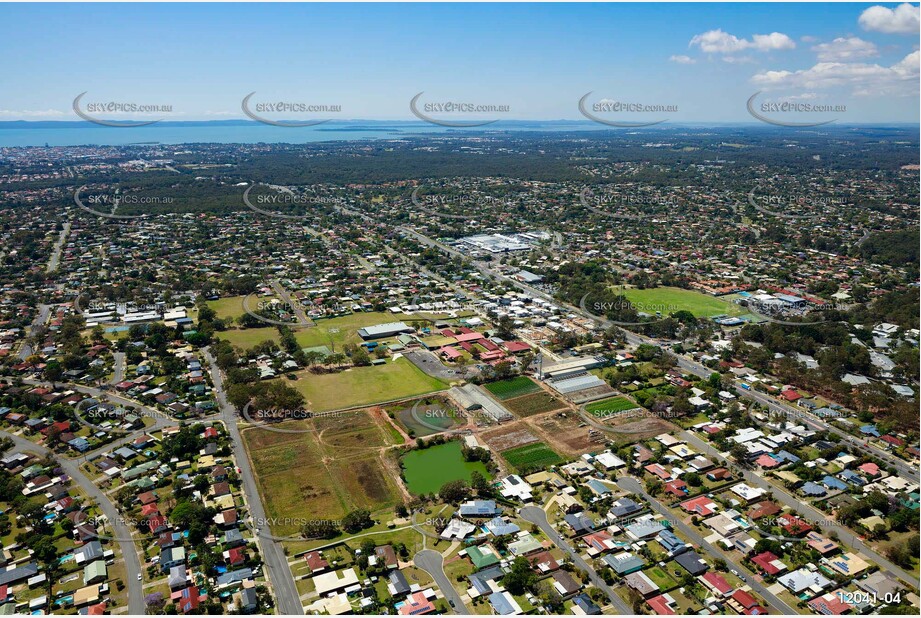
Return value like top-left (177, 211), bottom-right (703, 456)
top-left (679, 429), bottom-right (917, 587)
top-left (615, 476), bottom-right (797, 615)
top-left (414, 549), bottom-right (470, 614)
top-left (18, 303), bottom-right (51, 360)
top-left (0, 430), bottom-right (145, 615)
top-left (519, 505), bottom-right (633, 614)
top-left (202, 348), bottom-right (304, 615)
top-left (46, 222), bottom-right (71, 273)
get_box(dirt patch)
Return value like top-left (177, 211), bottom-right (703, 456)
top-left (504, 392), bottom-right (567, 418)
top-left (530, 411), bottom-right (607, 455)
top-left (480, 425), bottom-right (540, 451)
top-left (608, 417), bottom-right (675, 441)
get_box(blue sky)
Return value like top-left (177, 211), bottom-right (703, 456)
top-left (0, 2), bottom-right (917, 123)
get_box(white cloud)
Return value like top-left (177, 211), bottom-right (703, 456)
top-left (859, 3), bottom-right (920, 35)
top-left (722, 56), bottom-right (756, 64)
top-left (751, 50), bottom-right (920, 96)
top-left (669, 54), bottom-right (696, 64)
top-left (0, 109), bottom-right (67, 118)
top-left (812, 36), bottom-right (879, 61)
top-left (690, 29), bottom-right (796, 54)
top-left (751, 32), bottom-right (797, 51)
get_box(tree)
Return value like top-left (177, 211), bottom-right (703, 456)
top-left (470, 471), bottom-right (491, 495)
top-left (302, 519), bottom-right (340, 539)
top-left (502, 556), bottom-right (537, 595)
top-left (341, 509), bottom-right (373, 534)
top-left (439, 480), bottom-right (469, 504)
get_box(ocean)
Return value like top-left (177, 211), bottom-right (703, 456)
top-left (0, 121), bottom-right (613, 147)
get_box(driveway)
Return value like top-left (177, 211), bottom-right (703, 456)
top-left (414, 549), bottom-right (469, 614)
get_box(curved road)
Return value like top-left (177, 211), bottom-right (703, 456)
top-left (1, 430), bottom-right (145, 614)
top-left (404, 228), bottom-right (918, 484)
top-left (414, 549), bottom-right (469, 614)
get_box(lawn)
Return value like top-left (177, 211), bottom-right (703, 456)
top-left (483, 376), bottom-right (541, 400)
top-left (282, 357), bottom-right (447, 411)
top-left (218, 326), bottom-right (279, 350)
top-left (207, 295), bottom-right (254, 321)
top-left (585, 396), bottom-right (640, 418)
top-left (501, 442), bottom-right (564, 472)
top-left (621, 286), bottom-right (750, 318)
top-left (644, 565), bottom-right (677, 591)
top-left (401, 441), bottom-right (491, 495)
top-left (293, 312), bottom-right (425, 350)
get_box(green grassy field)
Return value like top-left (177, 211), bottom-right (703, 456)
top-left (401, 441), bottom-right (491, 495)
top-left (501, 442), bottom-right (564, 472)
top-left (484, 376), bottom-right (541, 400)
top-left (207, 296), bottom-right (252, 321)
top-left (585, 396), bottom-right (639, 418)
top-left (282, 357), bottom-right (447, 411)
top-left (219, 327), bottom-right (280, 350)
top-left (621, 286), bottom-right (749, 318)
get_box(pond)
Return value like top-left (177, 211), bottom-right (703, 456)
top-left (400, 441), bottom-right (491, 495)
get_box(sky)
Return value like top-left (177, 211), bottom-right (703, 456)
top-left (0, 2), bottom-right (918, 123)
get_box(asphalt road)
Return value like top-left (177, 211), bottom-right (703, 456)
top-left (616, 476), bottom-right (797, 615)
top-left (1, 430), bottom-right (145, 615)
top-left (18, 303), bottom-right (50, 360)
top-left (414, 549), bottom-right (470, 614)
top-left (679, 429), bottom-right (918, 587)
top-left (203, 348), bottom-right (303, 615)
top-left (46, 222), bottom-right (71, 273)
top-left (519, 505), bottom-right (633, 614)
top-left (110, 352), bottom-right (126, 385)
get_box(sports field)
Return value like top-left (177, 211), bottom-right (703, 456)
top-left (282, 357), bottom-right (447, 411)
top-left (621, 286), bottom-right (749, 318)
top-left (400, 441), bottom-right (491, 495)
top-left (501, 441), bottom-right (564, 472)
top-left (483, 376), bottom-right (541, 400)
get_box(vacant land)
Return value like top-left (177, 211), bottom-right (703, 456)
top-left (283, 358), bottom-right (447, 411)
top-left (484, 376), bottom-right (541, 400)
top-left (401, 441), bottom-right (491, 495)
top-left (621, 286), bottom-right (749, 318)
top-left (531, 411), bottom-right (608, 455)
top-left (501, 442), bottom-right (563, 472)
top-left (504, 392), bottom-right (567, 417)
top-left (481, 425), bottom-right (540, 452)
top-left (241, 411), bottom-right (402, 538)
